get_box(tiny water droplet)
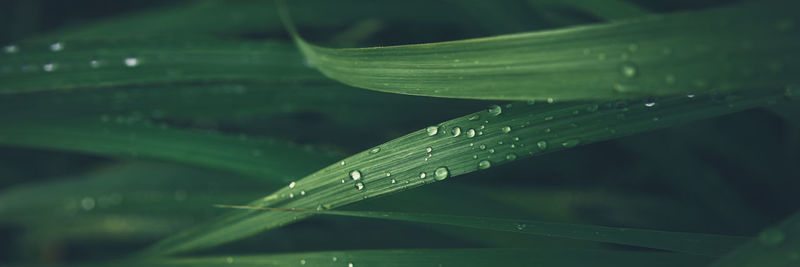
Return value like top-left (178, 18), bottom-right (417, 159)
top-left (488, 148), bottom-right (495, 154)
top-left (42, 63), bottom-right (57, 72)
top-left (350, 170), bottom-right (362, 180)
top-left (81, 197), bottom-right (96, 211)
top-left (515, 223), bottom-right (527, 231)
top-left (465, 129), bottom-right (476, 138)
top-left (468, 114), bottom-right (480, 121)
top-left (4, 45), bottom-right (18, 54)
top-left (124, 57), bottom-right (139, 67)
top-left (300, 190), bottom-right (306, 196)
top-left (385, 172), bottom-right (391, 177)
top-left (426, 126), bottom-right (439, 136)
top-left (226, 257), bottom-right (234, 264)
top-left (348, 263), bottom-right (354, 267)
top-left (90, 59), bottom-right (101, 68)
top-left (501, 126), bottom-right (511, 133)
top-left (300, 259), bottom-right (306, 265)
top-left (289, 181), bottom-right (296, 188)
top-left (506, 153), bottom-right (517, 161)
top-left (451, 126), bottom-right (462, 137)
top-left (619, 62), bottom-right (638, 78)
top-left (687, 94), bottom-right (696, 98)
top-left (354, 182), bottom-right (365, 190)
top-left (434, 167), bottom-right (449, 181)
top-left (547, 98), bottom-right (555, 103)
top-left (478, 160), bottom-right (492, 170)
top-left (544, 116), bottom-right (554, 121)
top-left (332, 256), bottom-right (338, 262)
top-left (391, 179), bottom-right (396, 184)
top-left (425, 147), bottom-right (432, 153)
top-left (488, 105), bottom-right (502, 116)
top-left (340, 161), bottom-right (346, 166)
top-left (419, 172), bottom-right (427, 179)
top-left (50, 42), bottom-right (64, 52)
top-left (561, 139), bottom-right (580, 148)
top-left (369, 147), bottom-right (381, 154)
top-left (644, 101), bottom-right (656, 107)
top-left (537, 141), bottom-right (548, 150)
top-left (479, 144), bottom-right (487, 150)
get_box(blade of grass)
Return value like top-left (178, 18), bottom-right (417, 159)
top-left (143, 85), bottom-right (792, 256)
top-left (710, 210), bottom-right (800, 267)
top-left (215, 205), bottom-right (747, 257)
top-left (284, 0), bottom-right (800, 101)
top-left (0, 117), bottom-right (338, 184)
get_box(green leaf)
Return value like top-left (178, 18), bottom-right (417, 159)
top-left (214, 205), bottom-right (747, 257)
top-left (285, 0), bottom-right (800, 101)
top-left (710, 210), bottom-right (800, 267)
top-left (141, 248), bottom-right (711, 267)
top-left (144, 85), bottom-right (791, 256)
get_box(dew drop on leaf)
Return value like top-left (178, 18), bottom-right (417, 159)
top-left (466, 129), bottom-right (476, 138)
top-left (619, 62), bottom-right (638, 78)
top-left (501, 126), bottom-right (511, 133)
top-left (434, 167), bottom-right (449, 181)
top-left (369, 147), bottom-right (381, 154)
top-left (426, 126), bottom-right (439, 136)
top-left (354, 182), bottom-right (365, 190)
top-left (289, 181), bottom-right (296, 188)
top-left (506, 153), bottom-right (517, 161)
top-left (478, 160), bottom-right (492, 170)
top-left (536, 140), bottom-right (548, 150)
top-left (124, 57), bottom-right (139, 67)
top-left (487, 105), bottom-right (502, 116)
top-left (349, 170), bottom-right (362, 181)
top-left (42, 63), bottom-right (57, 72)
top-left (451, 126), bottom-right (462, 137)
top-left (3, 45), bottom-right (18, 54)
top-left (419, 172), bottom-right (427, 179)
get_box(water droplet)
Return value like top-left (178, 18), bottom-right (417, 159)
top-left (468, 114), bottom-right (480, 121)
top-left (391, 179), bottom-right (396, 184)
top-left (425, 147), bottom-right (433, 153)
top-left (478, 160), bottom-right (492, 170)
top-left (289, 181), bottom-right (296, 188)
top-left (369, 147), bottom-right (381, 154)
top-left (536, 141), bottom-right (548, 150)
top-left (340, 161), bottom-right (346, 166)
top-left (124, 57), bottom-right (139, 67)
top-left (451, 127), bottom-right (462, 137)
top-left (544, 128), bottom-right (551, 133)
top-left (426, 126), bottom-right (439, 136)
top-left (515, 223), bottom-right (527, 231)
top-left (488, 148), bottom-right (495, 154)
top-left (332, 256), bottom-right (338, 262)
top-left (619, 62), bottom-right (638, 78)
top-left (434, 167), bottom-right (449, 181)
top-left (226, 257), bottom-right (234, 263)
top-left (465, 129), bottom-right (476, 138)
top-left (350, 170), bottom-right (362, 180)
top-left (547, 98), bottom-right (555, 104)
top-left (419, 172), bottom-right (427, 179)
top-left (385, 172), bottom-right (391, 177)
top-left (501, 126), bottom-right (511, 133)
top-left (487, 105), bottom-right (502, 116)
top-left (506, 153), bottom-right (517, 161)
top-left (81, 197), bottom-right (96, 211)
top-left (50, 42), bottom-right (64, 52)
top-left (300, 259), bottom-right (306, 265)
top-left (300, 190), bottom-right (306, 196)
top-left (42, 63), bottom-right (57, 72)
top-left (90, 59), bottom-right (101, 68)
top-left (561, 139), bottom-right (580, 148)
top-left (544, 116), bottom-right (554, 121)
top-left (289, 193), bottom-right (295, 198)
top-left (479, 144), bottom-right (487, 150)
top-left (513, 137), bottom-right (520, 142)
top-left (4, 45), bottom-right (18, 54)
top-left (687, 94), bottom-right (696, 98)
top-left (759, 228), bottom-right (785, 246)
top-left (348, 263), bottom-right (354, 267)
top-left (644, 100), bottom-right (656, 107)
top-left (354, 182), bottom-right (365, 190)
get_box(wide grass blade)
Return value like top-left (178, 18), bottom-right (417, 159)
top-left (216, 206), bottom-right (747, 257)
top-left (138, 248), bottom-right (712, 267)
top-left (285, 0), bottom-right (799, 101)
top-left (144, 85), bottom-right (792, 256)
top-left (710, 210), bottom-right (800, 267)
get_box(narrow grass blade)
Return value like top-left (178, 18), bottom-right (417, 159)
top-left (285, 0), bottom-right (799, 100)
top-left (0, 118), bottom-right (337, 184)
top-left (215, 205), bottom-right (747, 257)
top-left (710, 210), bottom-right (800, 267)
top-left (136, 248), bottom-right (712, 267)
top-left (144, 85), bottom-right (792, 256)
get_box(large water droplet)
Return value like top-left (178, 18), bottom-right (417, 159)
top-left (434, 167), bottom-right (449, 181)
top-left (488, 105), bottom-right (502, 116)
top-left (537, 141), bottom-right (548, 150)
top-left (619, 62), bottom-right (638, 78)
top-left (426, 126), bottom-right (439, 136)
top-left (350, 170), bottom-right (362, 180)
top-left (354, 182), bottom-right (365, 190)
top-left (561, 139), bottom-right (580, 148)
top-left (451, 127), bottom-right (462, 137)
top-left (465, 129), bottom-right (476, 138)
top-left (124, 57), bottom-right (139, 67)
top-left (501, 126), bottom-right (511, 133)
top-left (478, 160), bottom-right (491, 170)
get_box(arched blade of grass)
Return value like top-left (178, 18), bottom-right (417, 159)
top-left (0, 118), bottom-right (338, 184)
top-left (710, 210), bottom-right (800, 267)
top-left (143, 86), bottom-right (793, 256)
top-left (284, 0), bottom-right (799, 101)
top-left (133, 248), bottom-right (712, 267)
top-left (215, 205), bottom-right (747, 257)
